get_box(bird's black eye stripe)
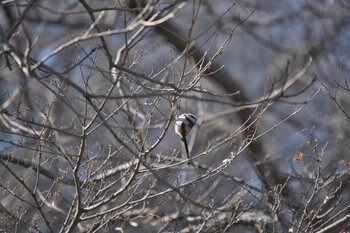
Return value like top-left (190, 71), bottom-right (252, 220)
top-left (185, 115), bottom-right (196, 127)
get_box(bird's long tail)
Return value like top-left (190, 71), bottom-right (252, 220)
top-left (183, 138), bottom-right (189, 159)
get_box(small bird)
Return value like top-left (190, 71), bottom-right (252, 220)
top-left (175, 113), bottom-right (197, 159)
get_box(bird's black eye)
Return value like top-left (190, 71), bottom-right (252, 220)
top-left (185, 115), bottom-right (196, 127)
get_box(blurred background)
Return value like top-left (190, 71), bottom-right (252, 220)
top-left (0, 0), bottom-right (350, 232)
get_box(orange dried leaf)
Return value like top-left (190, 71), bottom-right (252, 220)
top-left (294, 152), bottom-right (303, 161)
top-left (340, 160), bottom-right (349, 166)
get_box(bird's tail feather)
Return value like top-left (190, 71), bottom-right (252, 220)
top-left (183, 138), bottom-right (189, 159)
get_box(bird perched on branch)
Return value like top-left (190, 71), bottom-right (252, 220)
top-left (175, 113), bottom-right (197, 160)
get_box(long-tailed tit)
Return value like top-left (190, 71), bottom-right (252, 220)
top-left (175, 113), bottom-right (197, 159)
